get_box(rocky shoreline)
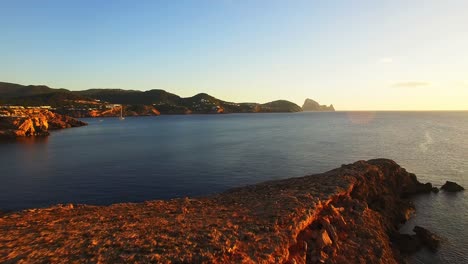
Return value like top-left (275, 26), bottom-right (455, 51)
top-left (0, 159), bottom-right (455, 263)
top-left (0, 108), bottom-right (87, 138)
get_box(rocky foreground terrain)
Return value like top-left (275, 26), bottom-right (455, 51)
top-left (0, 108), bottom-right (87, 138)
top-left (0, 159), bottom-right (441, 263)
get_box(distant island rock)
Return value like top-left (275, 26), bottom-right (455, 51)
top-left (302, 98), bottom-right (335, 111)
top-left (0, 107), bottom-right (87, 138)
top-left (441, 181), bottom-right (464, 192)
top-left (0, 82), bottom-right (303, 117)
top-left (0, 159), bottom-right (439, 263)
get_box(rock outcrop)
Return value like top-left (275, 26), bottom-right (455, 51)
top-left (441, 181), bottom-right (464, 192)
top-left (393, 233), bottom-right (422, 254)
top-left (392, 226), bottom-right (441, 255)
top-left (413, 226), bottom-right (440, 251)
top-left (302, 98), bottom-right (335, 111)
top-left (0, 159), bottom-right (431, 263)
top-left (402, 176), bottom-right (440, 196)
top-left (0, 108), bottom-right (86, 138)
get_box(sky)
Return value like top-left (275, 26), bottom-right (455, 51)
top-left (1, 0), bottom-right (467, 110)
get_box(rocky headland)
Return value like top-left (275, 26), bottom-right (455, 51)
top-left (0, 107), bottom-right (87, 138)
top-left (0, 159), bottom-right (443, 263)
top-left (302, 98), bottom-right (335, 112)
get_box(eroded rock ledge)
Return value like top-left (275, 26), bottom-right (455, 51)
top-left (0, 159), bottom-right (427, 263)
top-left (0, 108), bottom-right (87, 138)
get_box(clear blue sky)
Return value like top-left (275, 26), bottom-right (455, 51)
top-left (1, 0), bottom-right (467, 110)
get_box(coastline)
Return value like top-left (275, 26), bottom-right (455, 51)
top-left (0, 108), bottom-right (87, 138)
top-left (0, 159), bottom-right (434, 263)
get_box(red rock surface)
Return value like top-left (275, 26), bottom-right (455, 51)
top-left (0, 159), bottom-right (424, 263)
top-left (0, 108), bottom-right (86, 138)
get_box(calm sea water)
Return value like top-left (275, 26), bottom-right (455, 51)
top-left (0, 112), bottom-right (467, 263)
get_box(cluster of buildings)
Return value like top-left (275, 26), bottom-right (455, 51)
top-left (0, 103), bottom-right (124, 117)
top-left (1, 105), bottom-right (52, 110)
top-left (61, 104), bottom-right (121, 111)
top-left (191, 99), bottom-right (224, 112)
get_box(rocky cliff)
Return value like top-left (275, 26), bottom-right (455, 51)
top-left (302, 98), bottom-right (335, 111)
top-left (0, 159), bottom-right (432, 263)
top-left (0, 108), bottom-right (87, 138)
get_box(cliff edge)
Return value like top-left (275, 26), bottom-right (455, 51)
top-left (0, 159), bottom-right (428, 263)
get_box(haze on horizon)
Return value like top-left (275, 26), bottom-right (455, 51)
top-left (1, 0), bottom-right (467, 110)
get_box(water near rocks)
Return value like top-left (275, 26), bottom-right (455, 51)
top-left (1, 112), bottom-right (467, 263)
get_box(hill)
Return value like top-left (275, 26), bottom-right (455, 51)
top-left (0, 82), bottom-right (304, 116)
top-left (260, 100), bottom-right (303, 112)
top-left (76, 89), bottom-right (181, 106)
top-left (0, 82), bottom-right (69, 98)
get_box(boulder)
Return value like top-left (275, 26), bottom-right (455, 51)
top-left (393, 233), bottom-right (422, 254)
top-left (403, 182), bottom-right (434, 196)
top-left (413, 226), bottom-right (440, 251)
top-left (441, 181), bottom-right (464, 192)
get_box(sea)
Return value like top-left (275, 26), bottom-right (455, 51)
top-left (0, 112), bottom-right (467, 263)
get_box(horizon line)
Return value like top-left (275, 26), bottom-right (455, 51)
top-left (2, 80), bottom-right (468, 111)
